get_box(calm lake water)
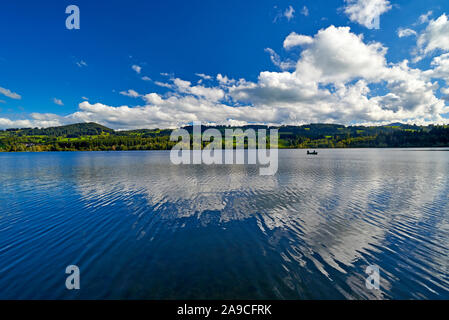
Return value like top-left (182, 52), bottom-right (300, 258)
top-left (1, 149), bottom-right (449, 299)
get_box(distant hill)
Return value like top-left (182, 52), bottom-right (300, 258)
top-left (6, 122), bottom-right (115, 137)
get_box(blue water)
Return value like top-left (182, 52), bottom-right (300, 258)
top-left (0, 149), bottom-right (449, 299)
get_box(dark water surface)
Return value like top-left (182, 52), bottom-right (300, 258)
top-left (1, 149), bottom-right (449, 299)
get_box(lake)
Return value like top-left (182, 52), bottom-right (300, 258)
top-left (0, 149), bottom-right (449, 299)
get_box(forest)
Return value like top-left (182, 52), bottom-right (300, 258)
top-left (1, 122), bottom-right (449, 152)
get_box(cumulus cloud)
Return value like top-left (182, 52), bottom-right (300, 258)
top-left (441, 87), bottom-right (449, 100)
top-left (344, 0), bottom-right (392, 29)
top-left (132, 64), bottom-right (142, 74)
top-left (294, 26), bottom-right (387, 84)
top-left (230, 26), bottom-right (448, 124)
top-left (141, 76), bottom-right (151, 81)
top-left (417, 14), bottom-right (449, 56)
top-left (67, 99), bottom-right (271, 130)
top-left (216, 74), bottom-right (236, 86)
top-left (424, 53), bottom-right (449, 85)
top-left (0, 86), bottom-right (21, 99)
top-left (2, 25), bottom-right (449, 129)
top-left (397, 28), bottom-right (417, 38)
top-left (0, 118), bottom-right (40, 129)
top-left (0, 113), bottom-right (67, 129)
top-left (142, 93), bottom-right (164, 105)
top-left (125, 77), bottom-right (225, 104)
top-left (53, 98), bottom-right (64, 106)
top-left (374, 61), bottom-right (446, 117)
top-left (172, 78), bottom-right (225, 102)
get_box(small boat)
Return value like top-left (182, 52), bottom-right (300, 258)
top-left (307, 150), bottom-right (318, 155)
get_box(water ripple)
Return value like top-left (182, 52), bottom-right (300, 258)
top-left (0, 150), bottom-right (448, 299)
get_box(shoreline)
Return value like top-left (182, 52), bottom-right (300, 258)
top-left (2, 147), bottom-right (449, 153)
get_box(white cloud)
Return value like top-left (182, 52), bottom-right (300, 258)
top-left (273, 5), bottom-right (296, 23)
top-left (2, 25), bottom-right (449, 130)
top-left (53, 98), bottom-right (64, 106)
top-left (417, 14), bottom-right (449, 55)
top-left (397, 28), bottom-right (417, 38)
top-left (294, 26), bottom-right (387, 84)
top-left (0, 86), bottom-right (21, 99)
top-left (142, 76), bottom-right (151, 81)
top-left (375, 60), bottom-right (446, 117)
top-left (172, 78), bottom-right (225, 102)
top-left (132, 77), bottom-right (225, 103)
top-left (142, 93), bottom-right (164, 105)
top-left (424, 53), bottom-right (449, 85)
top-left (230, 26), bottom-right (448, 124)
top-left (195, 73), bottom-right (213, 80)
top-left (419, 11), bottom-right (433, 24)
top-left (154, 81), bottom-right (173, 89)
top-left (0, 113), bottom-right (67, 129)
top-left (0, 118), bottom-right (46, 129)
top-left (216, 74), bottom-right (236, 85)
top-left (344, 0), bottom-right (392, 29)
top-left (264, 48), bottom-right (295, 71)
top-left (132, 65), bottom-right (142, 74)
top-left (301, 6), bottom-right (309, 17)
top-left (283, 32), bottom-right (314, 49)
top-left (76, 60), bottom-right (87, 67)
top-left (67, 99), bottom-right (271, 130)
top-left (67, 26), bottom-right (445, 129)
top-left (441, 87), bottom-right (449, 98)
top-left (82, 96), bottom-right (89, 100)
top-left (120, 89), bottom-right (141, 98)
top-left (284, 6), bottom-right (295, 21)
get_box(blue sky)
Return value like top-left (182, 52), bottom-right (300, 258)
top-left (1, 0), bottom-right (449, 129)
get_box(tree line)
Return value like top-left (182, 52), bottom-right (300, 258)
top-left (1, 122), bottom-right (449, 152)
